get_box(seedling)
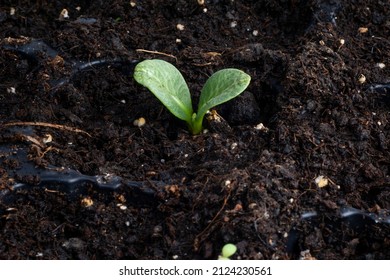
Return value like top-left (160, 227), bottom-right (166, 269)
top-left (218, 243), bottom-right (237, 260)
top-left (133, 59), bottom-right (251, 135)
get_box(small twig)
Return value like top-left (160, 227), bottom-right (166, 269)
top-left (136, 49), bottom-right (177, 61)
top-left (193, 62), bottom-right (213, 67)
top-left (193, 187), bottom-right (232, 251)
top-left (1, 121), bottom-right (91, 137)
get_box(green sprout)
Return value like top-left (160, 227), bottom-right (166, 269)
top-left (133, 59), bottom-right (251, 135)
top-left (218, 243), bottom-right (237, 260)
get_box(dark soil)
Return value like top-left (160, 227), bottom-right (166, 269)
top-left (0, 0), bottom-right (389, 260)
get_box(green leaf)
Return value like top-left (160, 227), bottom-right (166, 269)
top-left (133, 59), bottom-right (193, 122)
top-left (196, 69), bottom-right (251, 123)
top-left (221, 243), bottom-right (237, 258)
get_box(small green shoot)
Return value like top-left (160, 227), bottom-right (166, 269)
top-left (133, 59), bottom-right (251, 135)
top-left (218, 243), bottom-right (237, 260)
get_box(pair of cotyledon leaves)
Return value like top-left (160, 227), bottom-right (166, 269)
top-left (134, 59), bottom-right (251, 134)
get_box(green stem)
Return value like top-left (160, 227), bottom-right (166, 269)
top-left (189, 113), bottom-right (205, 135)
